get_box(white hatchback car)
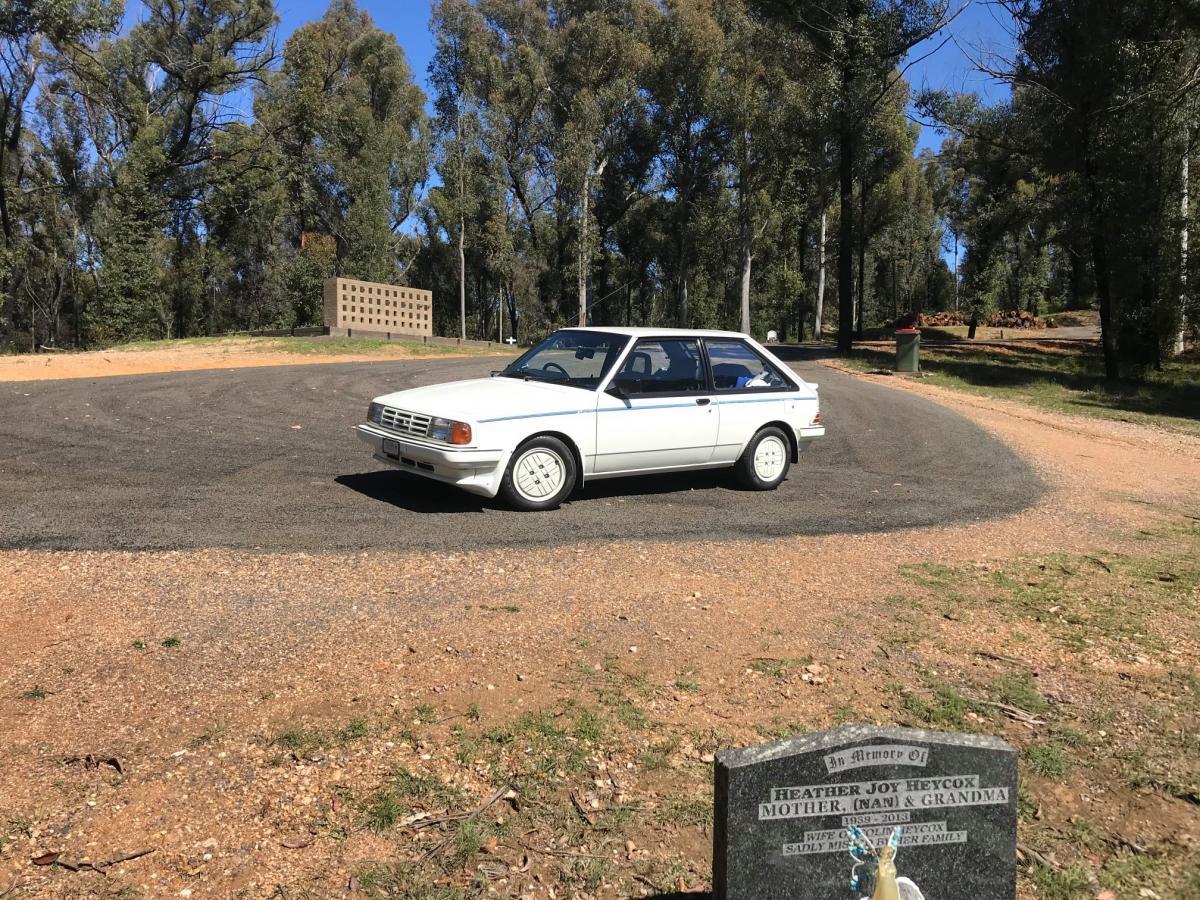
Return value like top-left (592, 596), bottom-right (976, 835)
top-left (357, 327), bottom-right (824, 510)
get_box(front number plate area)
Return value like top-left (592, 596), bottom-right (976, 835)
top-left (382, 438), bottom-right (401, 460)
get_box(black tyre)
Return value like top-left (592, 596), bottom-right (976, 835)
top-left (734, 426), bottom-right (791, 490)
top-left (498, 435), bottom-right (577, 511)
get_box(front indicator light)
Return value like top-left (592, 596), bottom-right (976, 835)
top-left (429, 417), bottom-right (472, 444)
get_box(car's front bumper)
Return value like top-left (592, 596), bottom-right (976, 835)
top-left (355, 423), bottom-right (508, 497)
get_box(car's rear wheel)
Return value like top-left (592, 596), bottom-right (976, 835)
top-left (734, 426), bottom-right (791, 490)
top-left (499, 436), bottom-right (576, 510)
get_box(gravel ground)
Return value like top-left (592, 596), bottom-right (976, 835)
top-left (0, 361), bottom-right (1197, 898)
top-left (0, 354), bottom-right (1041, 551)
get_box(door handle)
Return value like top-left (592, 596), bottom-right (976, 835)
top-left (696, 398), bottom-right (711, 406)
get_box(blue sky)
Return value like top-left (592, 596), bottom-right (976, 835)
top-left (124, 0), bottom-right (1014, 156)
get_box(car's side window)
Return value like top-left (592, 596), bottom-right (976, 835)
top-left (612, 339), bottom-right (707, 395)
top-left (706, 340), bottom-right (792, 391)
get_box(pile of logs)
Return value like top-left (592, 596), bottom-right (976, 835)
top-left (917, 310), bottom-right (967, 327)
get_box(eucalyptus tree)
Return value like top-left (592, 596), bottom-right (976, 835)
top-left (543, 0), bottom-right (653, 327)
top-left (430, 0), bottom-right (489, 340)
top-left (0, 0), bottom-right (120, 345)
top-left (649, 0), bottom-right (726, 326)
top-left (753, 0), bottom-right (960, 353)
top-left (257, 0), bottom-right (429, 287)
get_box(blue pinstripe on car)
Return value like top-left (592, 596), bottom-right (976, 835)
top-left (477, 395), bottom-right (789, 423)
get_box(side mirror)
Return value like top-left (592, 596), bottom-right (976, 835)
top-left (605, 381), bottom-right (627, 399)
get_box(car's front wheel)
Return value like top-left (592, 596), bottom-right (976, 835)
top-left (499, 436), bottom-right (576, 511)
top-left (734, 426), bottom-right (791, 490)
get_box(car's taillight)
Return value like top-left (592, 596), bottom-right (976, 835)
top-left (812, 411), bottom-right (823, 425)
top-left (449, 422), bottom-right (472, 445)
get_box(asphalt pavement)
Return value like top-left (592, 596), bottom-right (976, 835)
top-left (0, 353), bottom-right (1043, 551)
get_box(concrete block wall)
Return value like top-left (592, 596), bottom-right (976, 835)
top-left (322, 277), bottom-right (432, 336)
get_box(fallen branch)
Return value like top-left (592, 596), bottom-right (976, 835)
top-left (417, 784), bottom-right (515, 863)
top-left (963, 694), bottom-right (1046, 726)
top-left (410, 783), bottom-right (513, 832)
top-left (569, 790), bottom-right (596, 826)
top-left (973, 650), bottom-right (1029, 667)
top-left (519, 841), bottom-right (610, 861)
top-left (1017, 841), bottom-right (1058, 871)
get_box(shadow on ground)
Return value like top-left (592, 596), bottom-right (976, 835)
top-left (336, 467), bottom-right (742, 514)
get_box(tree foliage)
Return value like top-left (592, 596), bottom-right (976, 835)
top-left (1, 0), bottom-right (1193, 375)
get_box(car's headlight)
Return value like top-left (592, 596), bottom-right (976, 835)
top-left (367, 402), bottom-right (383, 424)
top-left (428, 417), bottom-right (472, 445)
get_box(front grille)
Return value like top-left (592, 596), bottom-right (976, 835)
top-left (379, 406), bottom-right (432, 439)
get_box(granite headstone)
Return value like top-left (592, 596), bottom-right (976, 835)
top-left (714, 725), bottom-right (1017, 900)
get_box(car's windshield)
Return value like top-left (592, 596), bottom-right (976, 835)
top-left (501, 330), bottom-right (629, 390)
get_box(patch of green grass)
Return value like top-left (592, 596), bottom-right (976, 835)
top-left (414, 704), bottom-right (437, 724)
top-left (465, 702), bottom-right (481, 722)
top-left (902, 683), bottom-right (975, 729)
top-left (336, 718), bottom-right (369, 743)
top-left (673, 676), bottom-right (701, 693)
top-left (131, 639), bottom-right (146, 650)
top-left (846, 343), bottom-right (1200, 436)
top-left (655, 795), bottom-right (712, 828)
top-left (361, 789), bottom-right (407, 832)
top-left (390, 767), bottom-right (461, 806)
top-left (271, 725), bottom-right (328, 756)
top-left (1030, 864), bottom-right (1094, 900)
top-left (1025, 743), bottom-right (1070, 778)
top-left (191, 721), bottom-right (227, 747)
top-left (449, 818), bottom-right (491, 864)
top-left (641, 738), bottom-right (680, 770)
top-left (989, 674), bottom-right (1048, 712)
top-left (352, 863), bottom-right (466, 900)
top-left (750, 656), bottom-right (811, 679)
top-left (161, 636), bottom-right (180, 648)
top-left (260, 336), bottom-right (504, 358)
top-left (615, 699), bottom-right (649, 731)
top-left (19, 686), bottom-right (46, 701)
top-left (4, 815), bottom-right (33, 839)
top-left (572, 707), bottom-right (606, 743)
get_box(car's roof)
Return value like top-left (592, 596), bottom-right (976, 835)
top-left (560, 326), bottom-right (751, 339)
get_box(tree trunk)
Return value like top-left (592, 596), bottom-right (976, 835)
top-left (837, 111), bottom-right (855, 355)
top-left (953, 230), bottom-right (959, 311)
top-left (739, 141), bottom-right (752, 335)
top-left (1083, 141), bottom-right (1119, 379)
top-left (815, 207), bottom-right (827, 339)
top-left (856, 179), bottom-right (866, 339)
top-left (577, 169), bottom-right (588, 327)
top-left (1176, 148), bottom-right (1189, 356)
top-left (457, 213), bottom-right (466, 341)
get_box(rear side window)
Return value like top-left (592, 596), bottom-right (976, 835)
top-left (613, 338), bottom-right (706, 394)
top-left (706, 340), bottom-right (792, 391)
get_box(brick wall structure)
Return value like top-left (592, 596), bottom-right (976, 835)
top-left (322, 277), bottom-right (433, 336)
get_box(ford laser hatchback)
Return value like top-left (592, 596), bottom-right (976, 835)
top-left (357, 328), bottom-right (824, 510)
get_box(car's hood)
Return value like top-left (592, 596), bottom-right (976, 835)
top-left (373, 376), bottom-right (595, 423)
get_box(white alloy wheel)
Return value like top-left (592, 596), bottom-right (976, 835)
top-left (734, 426), bottom-right (791, 491)
top-left (512, 447), bottom-right (567, 502)
top-left (752, 434), bottom-right (787, 482)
